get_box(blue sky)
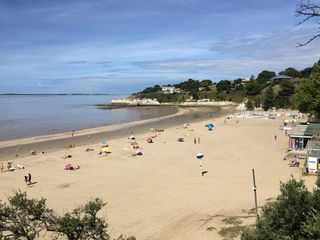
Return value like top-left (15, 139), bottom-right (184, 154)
top-left (0, 0), bottom-right (319, 94)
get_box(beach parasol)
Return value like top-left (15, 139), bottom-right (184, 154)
top-left (207, 123), bottom-right (214, 130)
top-left (196, 152), bottom-right (204, 159)
top-left (100, 140), bottom-right (108, 147)
top-left (64, 163), bottom-right (72, 169)
top-left (129, 135), bottom-right (135, 139)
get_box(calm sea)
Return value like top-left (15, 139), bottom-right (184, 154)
top-left (0, 95), bottom-right (176, 141)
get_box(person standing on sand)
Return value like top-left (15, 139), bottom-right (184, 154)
top-left (198, 137), bottom-right (200, 144)
top-left (1, 163), bottom-right (3, 172)
top-left (24, 176), bottom-right (29, 185)
top-left (274, 135), bottom-right (277, 141)
top-left (194, 137), bottom-right (197, 144)
top-left (28, 173), bottom-right (32, 184)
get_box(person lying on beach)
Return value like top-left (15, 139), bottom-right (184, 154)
top-left (7, 162), bottom-right (15, 171)
top-left (85, 148), bottom-right (94, 152)
top-left (64, 164), bottom-right (80, 170)
top-left (15, 164), bottom-right (24, 170)
top-left (68, 144), bottom-right (75, 148)
top-left (30, 150), bottom-right (37, 155)
top-left (63, 154), bottom-right (73, 159)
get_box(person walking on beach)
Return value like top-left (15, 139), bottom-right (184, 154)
top-left (0, 163), bottom-right (3, 173)
top-left (194, 137), bottom-right (197, 144)
top-left (24, 176), bottom-right (29, 185)
top-left (198, 137), bottom-right (200, 144)
top-left (274, 135), bottom-right (277, 141)
top-left (28, 173), bottom-right (32, 184)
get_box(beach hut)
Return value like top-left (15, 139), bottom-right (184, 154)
top-left (288, 124), bottom-right (320, 151)
top-left (306, 140), bottom-right (320, 173)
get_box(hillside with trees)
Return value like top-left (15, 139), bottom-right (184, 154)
top-left (132, 60), bottom-right (320, 117)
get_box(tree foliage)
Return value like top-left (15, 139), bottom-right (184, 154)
top-left (262, 86), bottom-right (275, 111)
top-left (280, 68), bottom-right (301, 78)
top-left (256, 71), bottom-right (276, 84)
top-left (295, 62), bottom-right (320, 118)
top-left (0, 192), bottom-right (135, 240)
top-left (241, 177), bottom-right (320, 240)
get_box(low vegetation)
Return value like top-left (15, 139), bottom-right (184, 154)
top-left (241, 177), bottom-right (320, 240)
top-left (0, 192), bottom-right (135, 240)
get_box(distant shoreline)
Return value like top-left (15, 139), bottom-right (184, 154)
top-left (0, 93), bottom-right (112, 96)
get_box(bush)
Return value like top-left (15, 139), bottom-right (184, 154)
top-left (0, 192), bottom-right (135, 240)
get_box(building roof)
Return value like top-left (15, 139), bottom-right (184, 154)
top-left (305, 123), bottom-right (320, 136)
top-left (308, 150), bottom-right (320, 158)
top-left (269, 75), bottom-right (292, 81)
top-left (290, 123), bottom-right (320, 138)
top-left (307, 140), bottom-right (320, 150)
top-left (289, 125), bottom-right (310, 137)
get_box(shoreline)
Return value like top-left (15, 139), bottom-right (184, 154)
top-left (0, 106), bottom-right (234, 161)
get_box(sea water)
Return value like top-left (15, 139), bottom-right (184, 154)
top-left (0, 95), bottom-right (176, 141)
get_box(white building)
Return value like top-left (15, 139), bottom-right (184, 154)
top-left (161, 86), bottom-right (181, 94)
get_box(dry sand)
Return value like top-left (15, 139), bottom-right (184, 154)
top-left (0, 114), bottom-right (316, 240)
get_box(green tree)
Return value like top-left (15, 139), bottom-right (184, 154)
top-left (294, 63), bottom-right (320, 119)
top-left (200, 79), bottom-right (213, 90)
top-left (262, 86), bottom-right (275, 110)
top-left (246, 81), bottom-right (261, 96)
top-left (216, 80), bottom-right (232, 93)
top-left (280, 68), bottom-right (302, 78)
top-left (0, 192), bottom-right (54, 240)
top-left (275, 80), bottom-right (295, 108)
top-left (0, 192), bottom-right (135, 240)
top-left (300, 67), bottom-right (313, 78)
top-left (245, 99), bottom-right (255, 110)
top-left (241, 178), bottom-right (313, 240)
top-left (256, 70), bottom-right (276, 84)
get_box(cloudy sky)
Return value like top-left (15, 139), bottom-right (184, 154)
top-left (0, 0), bottom-right (319, 94)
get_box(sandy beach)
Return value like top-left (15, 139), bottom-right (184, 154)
top-left (0, 112), bottom-right (316, 240)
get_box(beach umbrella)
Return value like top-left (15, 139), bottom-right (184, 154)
top-left (64, 163), bottom-right (72, 169)
top-left (131, 138), bottom-right (137, 143)
top-left (196, 152), bottom-right (204, 159)
top-left (207, 123), bottom-right (214, 131)
top-left (196, 152), bottom-right (204, 176)
top-left (131, 142), bottom-right (138, 145)
top-left (129, 135), bottom-right (135, 139)
top-left (100, 140), bottom-right (108, 147)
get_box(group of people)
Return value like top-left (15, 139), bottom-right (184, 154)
top-left (129, 136), bottom-right (143, 157)
top-left (194, 137), bottom-right (201, 144)
top-left (1, 162), bottom-right (24, 172)
top-left (24, 173), bottom-right (32, 185)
